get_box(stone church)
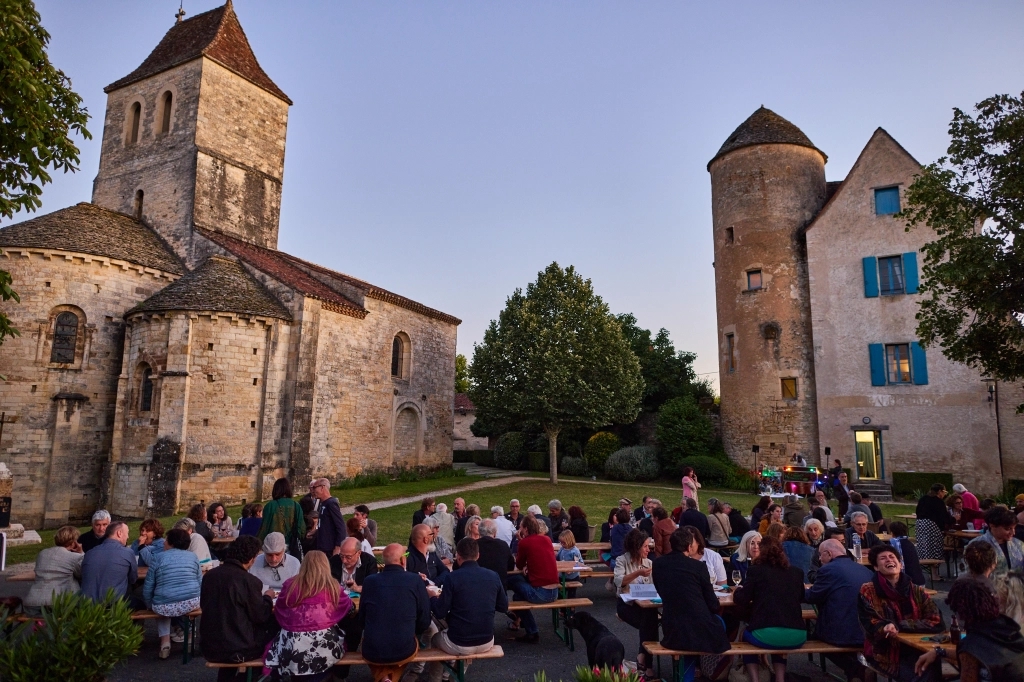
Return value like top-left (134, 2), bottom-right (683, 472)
top-left (710, 107), bottom-right (1024, 495)
top-left (0, 2), bottom-right (460, 529)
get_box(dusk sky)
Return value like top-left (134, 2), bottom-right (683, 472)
top-left (15, 1), bottom-right (1024, 388)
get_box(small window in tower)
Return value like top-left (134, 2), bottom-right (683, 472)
top-left (875, 187), bottom-right (901, 215)
top-left (140, 366), bottom-right (154, 412)
top-left (208, 343), bottom-right (214, 351)
top-left (725, 333), bottom-right (736, 373)
top-left (128, 102), bottom-right (141, 145)
top-left (133, 189), bottom-right (144, 220)
top-left (159, 91), bottom-right (173, 134)
top-left (747, 270), bottom-right (763, 290)
top-left (50, 311), bottom-right (78, 363)
top-left (725, 227), bottom-right (734, 244)
top-left (391, 336), bottom-right (403, 377)
top-left (781, 377), bottom-right (798, 400)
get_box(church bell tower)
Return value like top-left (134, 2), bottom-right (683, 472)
top-left (91, 1), bottom-right (292, 266)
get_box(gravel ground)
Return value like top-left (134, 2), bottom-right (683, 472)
top-left (0, 568), bottom-right (953, 682)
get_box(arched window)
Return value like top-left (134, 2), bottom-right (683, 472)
top-left (159, 91), bottom-right (173, 134)
top-left (139, 366), bottom-right (154, 412)
top-left (128, 102), bottom-right (141, 145)
top-left (391, 336), bottom-right (403, 377)
top-left (50, 312), bottom-right (78, 363)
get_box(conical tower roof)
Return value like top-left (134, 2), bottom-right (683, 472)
top-left (129, 255), bottom-right (290, 319)
top-left (708, 106), bottom-right (825, 169)
top-left (105, 1), bottom-right (290, 103)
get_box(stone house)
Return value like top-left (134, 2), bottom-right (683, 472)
top-left (710, 107), bottom-right (1023, 494)
top-left (0, 2), bottom-right (460, 528)
top-left (452, 393), bottom-right (489, 451)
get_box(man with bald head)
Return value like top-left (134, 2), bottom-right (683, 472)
top-left (806, 538), bottom-right (873, 679)
top-left (359, 543), bottom-right (432, 667)
top-left (407, 523), bottom-right (449, 582)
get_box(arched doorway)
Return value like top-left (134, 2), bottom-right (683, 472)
top-left (393, 406), bottom-right (420, 468)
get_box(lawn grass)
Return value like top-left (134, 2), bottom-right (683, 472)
top-left (5, 473), bottom-right (484, 567)
top-left (361, 479), bottom-right (915, 547)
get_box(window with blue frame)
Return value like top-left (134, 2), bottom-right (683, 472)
top-left (747, 270), bottom-right (762, 290)
top-left (886, 343), bottom-right (912, 384)
top-left (875, 187), bottom-right (901, 215)
top-left (878, 256), bottom-right (905, 295)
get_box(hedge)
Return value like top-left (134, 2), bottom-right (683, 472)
top-left (528, 451), bottom-right (549, 472)
top-left (560, 456), bottom-right (588, 476)
top-left (605, 446), bottom-right (660, 482)
top-left (472, 450), bottom-right (495, 467)
top-left (494, 432), bottom-right (529, 469)
top-left (676, 455), bottom-right (734, 487)
top-left (584, 432), bottom-right (621, 472)
top-left (891, 472), bottom-right (954, 496)
top-left (453, 450), bottom-right (476, 463)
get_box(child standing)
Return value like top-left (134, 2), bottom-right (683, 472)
top-left (557, 530), bottom-right (583, 597)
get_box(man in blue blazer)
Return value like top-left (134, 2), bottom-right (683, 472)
top-left (359, 543), bottom-right (432, 666)
top-left (806, 539), bottom-right (874, 680)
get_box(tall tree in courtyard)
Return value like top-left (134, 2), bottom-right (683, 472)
top-left (454, 353), bottom-right (470, 393)
top-left (470, 263), bottom-right (643, 483)
top-left (0, 0), bottom-right (91, 344)
top-left (901, 93), bottom-right (1024, 387)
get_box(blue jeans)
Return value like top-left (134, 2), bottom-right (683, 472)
top-left (506, 574), bottom-right (557, 634)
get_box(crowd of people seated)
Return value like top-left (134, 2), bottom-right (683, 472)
top-left (21, 472), bottom-right (1024, 682)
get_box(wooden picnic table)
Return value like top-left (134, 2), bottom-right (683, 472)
top-left (945, 530), bottom-right (982, 541)
top-left (895, 514), bottom-right (917, 522)
top-left (510, 561), bottom-right (592, 576)
top-left (897, 632), bottom-right (958, 658)
top-left (210, 536), bottom-right (236, 545)
top-left (576, 542), bottom-right (610, 552)
top-left (8, 566), bottom-right (150, 582)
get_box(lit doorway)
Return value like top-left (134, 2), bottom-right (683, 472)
top-left (855, 430), bottom-right (882, 480)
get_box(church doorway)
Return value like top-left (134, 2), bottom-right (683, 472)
top-left (393, 406), bottom-right (419, 468)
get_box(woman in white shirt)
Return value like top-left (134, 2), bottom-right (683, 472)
top-left (687, 526), bottom-right (727, 585)
top-left (613, 528), bottom-right (659, 680)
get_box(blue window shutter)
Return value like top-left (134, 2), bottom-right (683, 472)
top-left (875, 187), bottom-right (901, 215)
top-left (903, 252), bottom-right (919, 294)
top-left (911, 342), bottom-right (928, 385)
top-left (863, 257), bottom-right (879, 298)
top-left (869, 344), bottom-right (886, 386)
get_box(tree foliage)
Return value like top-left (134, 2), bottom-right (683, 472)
top-left (615, 313), bottom-right (713, 411)
top-left (469, 263), bottom-right (643, 483)
top-left (0, 0), bottom-right (92, 346)
top-left (454, 353), bottom-right (470, 393)
top-left (656, 395), bottom-right (715, 471)
top-left (901, 92), bottom-right (1024, 382)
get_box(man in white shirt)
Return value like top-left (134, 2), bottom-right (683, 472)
top-left (490, 506), bottom-right (515, 546)
top-left (248, 532), bottom-right (300, 592)
top-left (813, 489), bottom-right (837, 525)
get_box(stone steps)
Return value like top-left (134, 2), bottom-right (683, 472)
top-left (852, 480), bottom-right (893, 502)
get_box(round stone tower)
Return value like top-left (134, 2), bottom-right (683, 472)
top-left (708, 107), bottom-right (827, 470)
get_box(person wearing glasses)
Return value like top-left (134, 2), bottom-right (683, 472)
top-left (310, 477), bottom-right (347, 557)
top-left (248, 532), bottom-right (300, 593)
top-left (332, 537), bottom-right (378, 682)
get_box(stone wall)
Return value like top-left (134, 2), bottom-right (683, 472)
top-left (109, 310), bottom-right (293, 516)
top-left (0, 249), bottom-right (178, 527)
top-left (93, 57), bottom-right (290, 266)
top-left (806, 130), bottom-right (1002, 493)
top-left (710, 144), bottom-right (826, 470)
top-left (92, 61), bottom-right (203, 262)
top-left (305, 296), bottom-right (458, 482)
top-left (453, 410), bottom-right (489, 450)
top-left (996, 381), bottom-right (1024, 485)
top-left (192, 60), bottom-right (289, 250)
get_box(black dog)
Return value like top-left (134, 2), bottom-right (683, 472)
top-left (567, 611), bottom-right (625, 671)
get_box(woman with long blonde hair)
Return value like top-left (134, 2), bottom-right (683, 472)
top-left (266, 550), bottom-right (353, 680)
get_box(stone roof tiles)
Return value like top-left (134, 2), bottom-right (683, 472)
top-left (0, 203), bottom-right (185, 274)
top-left (200, 229), bottom-right (368, 319)
top-left (105, 1), bottom-right (291, 104)
top-left (709, 106), bottom-right (826, 169)
top-left (129, 255), bottom-right (290, 319)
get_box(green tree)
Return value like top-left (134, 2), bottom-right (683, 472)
top-left (0, 0), bottom-right (91, 345)
top-left (901, 92), bottom-right (1024, 384)
top-left (454, 353), bottom-right (470, 393)
top-left (615, 313), bottom-right (712, 412)
top-left (656, 395), bottom-right (715, 471)
top-left (470, 263), bottom-right (643, 483)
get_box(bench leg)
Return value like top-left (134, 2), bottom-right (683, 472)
top-left (182, 619), bottom-right (189, 665)
top-left (442, 659), bottom-right (466, 682)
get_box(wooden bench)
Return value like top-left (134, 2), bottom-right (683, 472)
top-left (206, 645), bottom-right (505, 682)
top-left (132, 608), bottom-right (202, 664)
top-left (920, 558), bottom-right (942, 587)
top-left (508, 597), bottom-right (592, 650)
top-left (644, 641), bottom-right (861, 682)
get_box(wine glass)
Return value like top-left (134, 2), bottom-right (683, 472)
top-left (731, 570), bottom-right (742, 588)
